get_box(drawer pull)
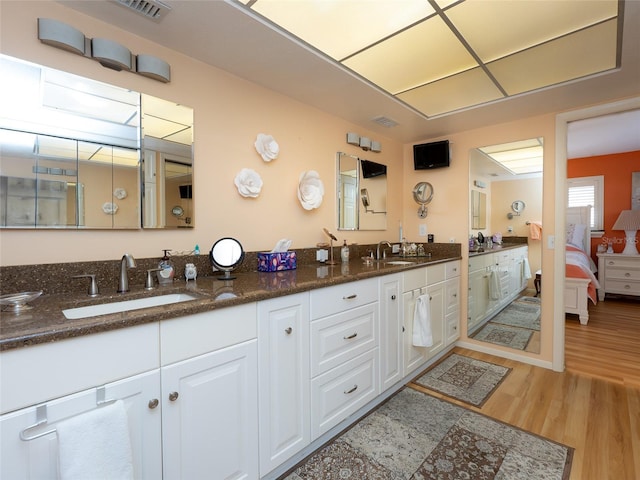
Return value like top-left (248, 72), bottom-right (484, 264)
top-left (608, 261), bottom-right (614, 265)
top-left (344, 332), bottom-right (358, 340)
top-left (625, 273), bottom-right (631, 277)
top-left (343, 294), bottom-right (357, 300)
top-left (285, 327), bottom-right (293, 334)
top-left (344, 385), bottom-right (358, 394)
top-left (625, 285), bottom-right (631, 289)
top-left (391, 294), bottom-right (396, 300)
top-left (169, 391), bottom-right (179, 402)
top-left (148, 398), bottom-right (159, 409)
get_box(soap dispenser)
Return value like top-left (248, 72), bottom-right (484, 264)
top-left (341, 240), bottom-right (350, 262)
top-left (157, 249), bottom-right (175, 285)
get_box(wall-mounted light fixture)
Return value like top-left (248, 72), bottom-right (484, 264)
top-left (345, 131), bottom-right (382, 153)
top-left (37, 18), bottom-right (171, 83)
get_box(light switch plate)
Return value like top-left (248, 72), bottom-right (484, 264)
top-left (547, 235), bottom-right (555, 249)
top-left (419, 224), bottom-right (427, 236)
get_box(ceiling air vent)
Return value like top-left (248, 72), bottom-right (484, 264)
top-left (372, 116), bottom-right (399, 128)
top-left (112, 0), bottom-right (171, 22)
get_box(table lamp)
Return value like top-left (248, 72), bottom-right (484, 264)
top-left (612, 210), bottom-right (640, 255)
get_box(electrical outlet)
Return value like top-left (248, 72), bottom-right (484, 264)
top-left (419, 224), bottom-right (427, 236)
top-left (449, 237), bottom-right (455, 243)
top-left (507, 226), bottom-right (513, 233)
top-left (547, 235), bottom-right (555, 249)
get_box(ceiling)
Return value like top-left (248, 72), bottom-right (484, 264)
top-left (58, 0), bottom-right (640, 147)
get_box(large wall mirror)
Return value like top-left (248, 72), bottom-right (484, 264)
top-left (0, 54), bottom-right (193, 229)
top-left (468, 138), bottom-right (544, 354)
top-left (337, 152), bottom-right (387, 230)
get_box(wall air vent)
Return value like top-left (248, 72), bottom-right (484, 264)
top-left (112, 0), bottom-right (171, 22)
top-left (372, 116), bottom-right (399, 128)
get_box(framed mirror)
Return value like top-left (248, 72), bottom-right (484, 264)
top-left (337, 152), bottom-right (387, 230)
top-left (0, 54), bottom-right (193, 229)
top-left (468, 138), bottom-right (544, 354)
top-left (210, 237), bottom-right (245, 280)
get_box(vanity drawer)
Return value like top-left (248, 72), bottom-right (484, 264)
top-left (445, 260), bottom-right (461, 279)
top-left (310, 349), bottom-right (378, 439)
top-left (403, 267), bottom-right (427, 292)
top-left (310, 304), bottom-right (378, 377)
top-left (469, 253), bottom-right (494, 272)
top-left (310, 277), bottom-right (378, 319)
top-left (427, 263), bottom-right (446, 285)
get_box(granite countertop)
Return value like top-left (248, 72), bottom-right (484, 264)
top-left (0, 253), bottom-right (460, 351)
top-left (468, 242), bottom-right (528, 257)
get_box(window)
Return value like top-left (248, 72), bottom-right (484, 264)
top-left (567, 175), bottom-right (604, 231)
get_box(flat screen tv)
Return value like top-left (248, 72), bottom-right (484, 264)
top-left (179, 185), bottom-right (192, 199)
top-left (360, 159), bottom-right (387, 178)
top-left (413, 140), bottom-right (450, 170)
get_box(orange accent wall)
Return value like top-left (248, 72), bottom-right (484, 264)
top-left (568, 150), bottom-right (640, 260)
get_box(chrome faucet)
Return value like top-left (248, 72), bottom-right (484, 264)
top-left (376, 241), bottom-right (392, 260)
top-left (117, 254), bottom-right (137, 293)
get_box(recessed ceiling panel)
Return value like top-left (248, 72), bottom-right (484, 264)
top-left (488, 20), bottom-right (618, 96)
top-left (445, 0), bottom-right (618, 63)
top-left (397, 67), bottom-right (504, 117)
top-left (343, 16), bottom-right (477, 94)
top-left (250, 0), bottom-right (434, 60)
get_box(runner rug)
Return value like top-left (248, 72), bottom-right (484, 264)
top-left (413, 353), bottom-right (511, 407)
top-left (282, 387), bottom-right (573, 480)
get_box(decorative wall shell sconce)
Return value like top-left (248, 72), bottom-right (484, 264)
top-left (297, 170), bottom-right (324, 210)
top-left (255, 133), bottom-right (279, 162)
top-left (234, 168), bottom-right (263, 198)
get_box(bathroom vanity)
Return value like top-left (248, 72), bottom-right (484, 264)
top-left (0, 253), bottom-right (461, 480)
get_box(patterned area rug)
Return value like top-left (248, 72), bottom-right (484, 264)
top-left (473, 323), bottom-right (533, 350)
top-left (414, 353), bottom-right (511, 407)
top-left (490, 301), bottom-right (541, 330)
top-left (282, 388), bottom-right (573, 480)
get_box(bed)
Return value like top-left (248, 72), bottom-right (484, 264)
top-left (565, 206), bottom-right (600, 324)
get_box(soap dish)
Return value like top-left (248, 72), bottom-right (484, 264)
top-left (0, 291), bottom-right (43, 313)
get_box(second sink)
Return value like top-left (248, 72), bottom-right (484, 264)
top-left (63, 293), bottom-right (200, 319)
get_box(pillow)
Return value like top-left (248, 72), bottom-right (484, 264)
top-left (566, 223), bottom-right (587, 249)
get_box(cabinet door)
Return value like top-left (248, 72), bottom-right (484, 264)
top-left (0, 370), bottom-right (161, 480)
top-left (379, 274), bottom-right (402, 391)
top-left (257, 293), bottom-right (310, 477)
top-left (161, 340), bottom-right (258, 480)
top-left (467, 268), bottom-right (490, 332)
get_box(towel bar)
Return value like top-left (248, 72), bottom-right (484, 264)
top-left (19, 387), bottom-right (117, 441)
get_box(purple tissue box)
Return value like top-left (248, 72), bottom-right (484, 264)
top-left (257, 251), bottom-right (297, 272)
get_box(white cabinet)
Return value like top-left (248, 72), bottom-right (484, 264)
top-left (379, 273), bottom-right (402, 392)
top-left (257, 293), bottom-right (310, 477)
top-left (309, 278), bottom-right (379, 439)
top-left (160, 304), bottom-right (258, 480)
top-left (161, 340), bottom-right (258, 480)
top-left (0, 369), bottom-right (162, 480)
top-left (597, 253), bottom-right (640, 300)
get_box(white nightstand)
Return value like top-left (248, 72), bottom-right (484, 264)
top-left (597, 253), bottom-right (640, 300)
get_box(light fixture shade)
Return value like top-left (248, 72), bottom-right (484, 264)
top-left (346, 132), bottom-right (359, 145)
top-left (371, 140), bottom-right (381, 152)
top-left (359, 137), bottom-right (371, 150)
top-left (612, 210), bottom-right (640, 231)
top-left (91, 38), bottom-right (132, 71)
top-left (37, 18), bottom-right (85, 55)
top-left (136, 54), bottom-right (171, 83)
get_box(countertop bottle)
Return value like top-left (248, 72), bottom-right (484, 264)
top-left (157, 249), bottom-right (175, 285)
top-left (341, 240), bottom-right (350, 262)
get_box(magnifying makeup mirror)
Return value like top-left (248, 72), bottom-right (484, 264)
top-left (210, 237), bottom-right (245, 280)
top-left (361, 188), bottom-right (370, 208)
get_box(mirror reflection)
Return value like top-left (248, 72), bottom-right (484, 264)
top-left (337, 152), bottom-right (387, 230)
top-left (0, 54), bottom-right (193, 229)
top-left (468, 138), bottom-right (544, 354)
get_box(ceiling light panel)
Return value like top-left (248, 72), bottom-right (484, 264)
top-left (488, 20), bottom-right (618, 96)
top-left (343, 16), bottom-right (478, 94)
top-left (445, 0), bottom-right (618, 63)
top-left (397, 67), bottom-right (504, 117)
top-left (250, 0), bottom-right (434, 60)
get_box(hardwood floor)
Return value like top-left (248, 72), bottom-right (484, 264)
top-left (410, 297), bottom-right (640, 480)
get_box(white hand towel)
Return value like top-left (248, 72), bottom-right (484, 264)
top-left (489, 270), bottom-right (501, 300)
top-left (523, 257), bottom-right (532, 279)
top-left (412, 294), bottom-right (433, 347)
top-left (57, 400), bottom-right (134, 480)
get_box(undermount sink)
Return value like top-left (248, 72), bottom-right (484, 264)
top-left (384, 260), bottom-right (416, 265)
top-left (63, 293), bottom-right (200, 320)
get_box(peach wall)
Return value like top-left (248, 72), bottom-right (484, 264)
top-left (0, 1), bottom-right (404, 266)
top-left (568, 150), bottom-right (640, 260)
